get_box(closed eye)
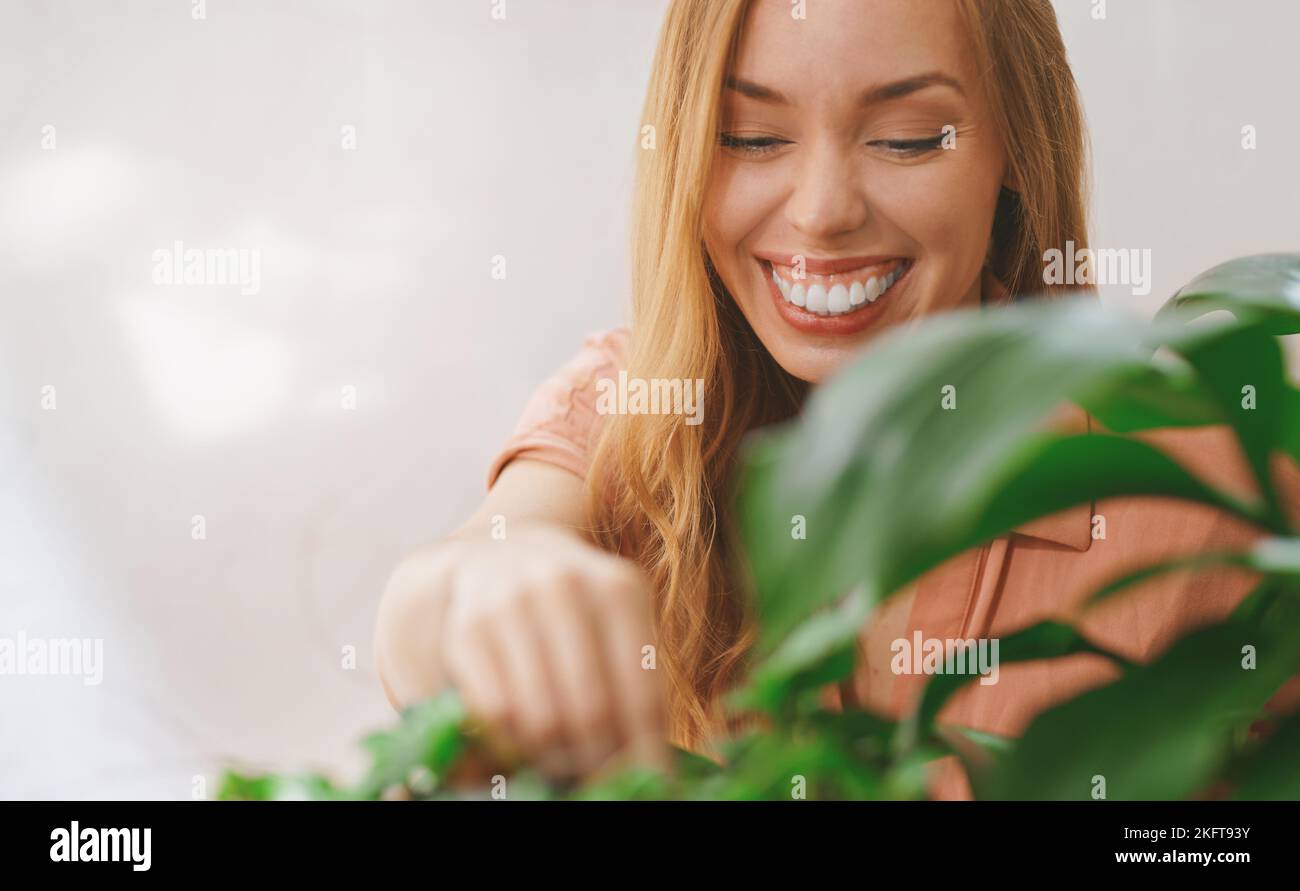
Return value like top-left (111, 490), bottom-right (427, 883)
top-left (722, 132), bottom-right (948, 158)
top-left (870, 134), bottom-right (947, 157)
top-left (719, 133), bottom-right (790, 156)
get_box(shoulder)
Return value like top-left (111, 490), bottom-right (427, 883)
top-left (562, 327), bottom-right (631, 382)
top-left (485, 327), bottom-right (630, 489)
top-left (525, 327), bottom-right (630, 421)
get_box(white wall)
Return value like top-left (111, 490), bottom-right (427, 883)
top-left (1, 0), bottom-right (1296, 798)
top-left (1056, 0), bottom-right (1300, 314)
top-left (0, 0), bottom-right (665, 799)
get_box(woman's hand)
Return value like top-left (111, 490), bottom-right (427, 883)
top-left (380, 521), bottom-right (668, 782)
top-left (375, 459), bottom-right (669, 782)
top-left (439, 525), bottom-right (667, 780)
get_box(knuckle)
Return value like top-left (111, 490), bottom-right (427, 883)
top-left (633, 696), bottom-right (666, 729)
top-left (586, 577), bottom-right (633, 613)
top-left (520, 712), bottom-right (566, 750)
top-left (476, 699), bottom-right (511, 730)
top-left (525, 564), bottom-right (585, 596)
top-left (628, 675), bottom-right (667, 721)
top-left (570, 694), bottom-right (614, 735)
top-left (461, 613), bottom-right (497, 646)
top-left (460, 684), bottom-right (508, 727)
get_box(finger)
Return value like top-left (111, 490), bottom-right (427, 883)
top-left (589, 574), bottom-right (669, 773)
top-left (493, 603), bottom-right (571, 777)
top-left (444, 622), bottom-right (515, 748)
top-left (525, 582), bottom-right (620, 777)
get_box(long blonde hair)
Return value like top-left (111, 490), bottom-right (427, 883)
top-left (587, 0), bottom-right (1091, 751)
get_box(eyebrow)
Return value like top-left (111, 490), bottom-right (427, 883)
top-left (724, 71), bottom-right (965, 106)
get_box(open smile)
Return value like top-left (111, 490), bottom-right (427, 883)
top-left (755, 254), bottom-right (915, 336)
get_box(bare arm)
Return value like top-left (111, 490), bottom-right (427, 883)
top-left (373, 458), bottom-right (666, 777)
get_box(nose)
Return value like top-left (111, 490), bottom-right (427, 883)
top-left (784, 142), bottom-right (869, 241)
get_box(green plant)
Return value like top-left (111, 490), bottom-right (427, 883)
top-left (222, 254), bottom-right (1300, 801)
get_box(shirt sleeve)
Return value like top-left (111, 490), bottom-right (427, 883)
top-left (485, 327), bottom-right (630, 490)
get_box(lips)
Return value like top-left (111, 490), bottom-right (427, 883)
top-left (753, 252), bottom-right (904, 276)
top-left (756, 254), bottom-right (915, 336)
top-left (770, 259), bottom-right (908, 315)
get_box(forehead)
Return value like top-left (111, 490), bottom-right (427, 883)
top-left (729, 0), bottom-right (976, 103)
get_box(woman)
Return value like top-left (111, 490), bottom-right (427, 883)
top-left (374, 0), bottom-right (1289, 799)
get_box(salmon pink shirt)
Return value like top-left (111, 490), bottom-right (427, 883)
top-left (486, 280), bottom-right (1300, 800)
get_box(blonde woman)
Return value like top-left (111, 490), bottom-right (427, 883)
top-left (375, 0), bottom-right (1292, 798)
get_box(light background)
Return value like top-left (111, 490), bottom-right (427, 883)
top-left (1, 0), bottom-right (1296, 798)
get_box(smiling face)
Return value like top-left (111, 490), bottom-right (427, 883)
top-left (703, 0), bottom-right (1010, 383)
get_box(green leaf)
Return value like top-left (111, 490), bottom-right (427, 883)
top-left (1077, 361), bottom-right (1223, 434)
top-left (937, 725), bottom-right (1013, 801)
top-left (892, 432), bottom-right (1260, 593)
top-left (984, 582), bottom-right (1300, 800)
top-left (1278, 383), bottom-right (1300, 469)
top-left (736, 299), bottom-right (1253, 657)
top-left (353, 693), bottom-right (467, 799)
top-left (1153, 254), bottom-right (1300, 491)
top-left (1162, 325), bottom-right (1288, 527)
top-left (1230, 709), bottom-right (1300, 800)
top-left (901, 620), bottom-right (1125, 756)
top-left (218, 771), bottom-right (349, 802)
top-left (706, 729), bottom-right (885, 800)
top-left (1156, 253), bottom-right (1300, 336)
top-left (572, 766), bottom-right (673, 801)
top-left (728, 585), bottom-right (872, 714)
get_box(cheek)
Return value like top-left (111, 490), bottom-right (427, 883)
top-left (876, 153), bottom-right (1002, 269)
top-left (705, 163), bottom-right (782, 259)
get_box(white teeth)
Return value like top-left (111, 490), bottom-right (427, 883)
top-left (772, 266), bottom-right (791, 298)
top-left (827, 283), bottom-right (849, 314)
top-left (775, 271), bottom-right (790, 298)
top-left (768, 260), bottom-right (908, 314)
top-left (806, 283), bottom-right (828, 314)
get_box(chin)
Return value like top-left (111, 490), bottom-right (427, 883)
top-left (761, 338), bottom-right (861, 385)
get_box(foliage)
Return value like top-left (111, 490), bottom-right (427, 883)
top-left (222, 255), bottom-right (1300, 801)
